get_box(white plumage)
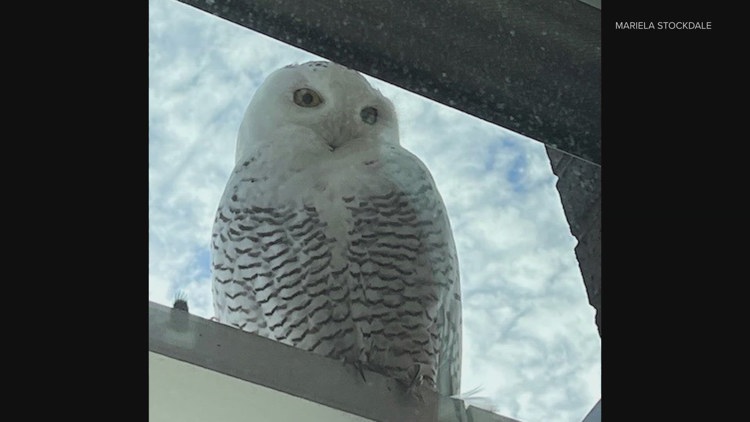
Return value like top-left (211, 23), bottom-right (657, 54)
top-left (211, 61), bottom-right (461, 395)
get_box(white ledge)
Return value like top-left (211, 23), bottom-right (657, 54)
top-left (149, 301), bottom-right (520, 422)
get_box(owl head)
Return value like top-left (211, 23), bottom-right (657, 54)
top-left (236, 61), bottom-right (399, 165)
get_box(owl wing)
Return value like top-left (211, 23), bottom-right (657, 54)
top-left (211, 155), bottom-right (359, 358)
top-left (368, 144), bottom-right (462, 396)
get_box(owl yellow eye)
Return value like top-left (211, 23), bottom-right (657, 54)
top-left (360, 106), bottom-right (378, 125)
top-left (293, 88), bottom-right (323, 107)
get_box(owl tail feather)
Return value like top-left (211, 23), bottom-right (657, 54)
top-left (453, 385), bottom-right (497, 412)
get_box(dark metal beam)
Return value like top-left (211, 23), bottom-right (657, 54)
top-left (176, 0), bottom-right (600, 165)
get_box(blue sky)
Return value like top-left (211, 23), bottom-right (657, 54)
top-left (148, 0), bottom-right (601, 420)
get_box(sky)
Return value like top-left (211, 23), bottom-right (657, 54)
top-left (148, 1), bottom-right (601, 421)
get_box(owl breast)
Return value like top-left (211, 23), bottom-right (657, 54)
top-left (212, 145), bottom-right (460, 394)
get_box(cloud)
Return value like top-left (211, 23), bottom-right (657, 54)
top-left (148, 0), bottom-right (601, 420)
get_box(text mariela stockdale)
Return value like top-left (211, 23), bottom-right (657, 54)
top-left (615, 21), bottom-right (711, 30)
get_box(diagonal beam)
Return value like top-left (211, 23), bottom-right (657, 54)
top-left (175, 0), bottom-right (600, 165)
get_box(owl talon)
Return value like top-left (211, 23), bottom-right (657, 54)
top-left (404, 364), bottom-right (425, 401)
top-left (340, 358), bottom-right (368, 383)
top-left (354, 361), bottom-right (368, 383)
top-left (409, 364), bottom-right (422, 388)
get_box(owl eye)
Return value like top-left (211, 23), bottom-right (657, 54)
top-left (360, 106), bottom-right (378, 125)
top-left (293, 88), bottom-right (323, 107)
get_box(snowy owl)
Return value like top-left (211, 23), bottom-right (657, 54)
top-left (211, 61), bottom-right (461, 396)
